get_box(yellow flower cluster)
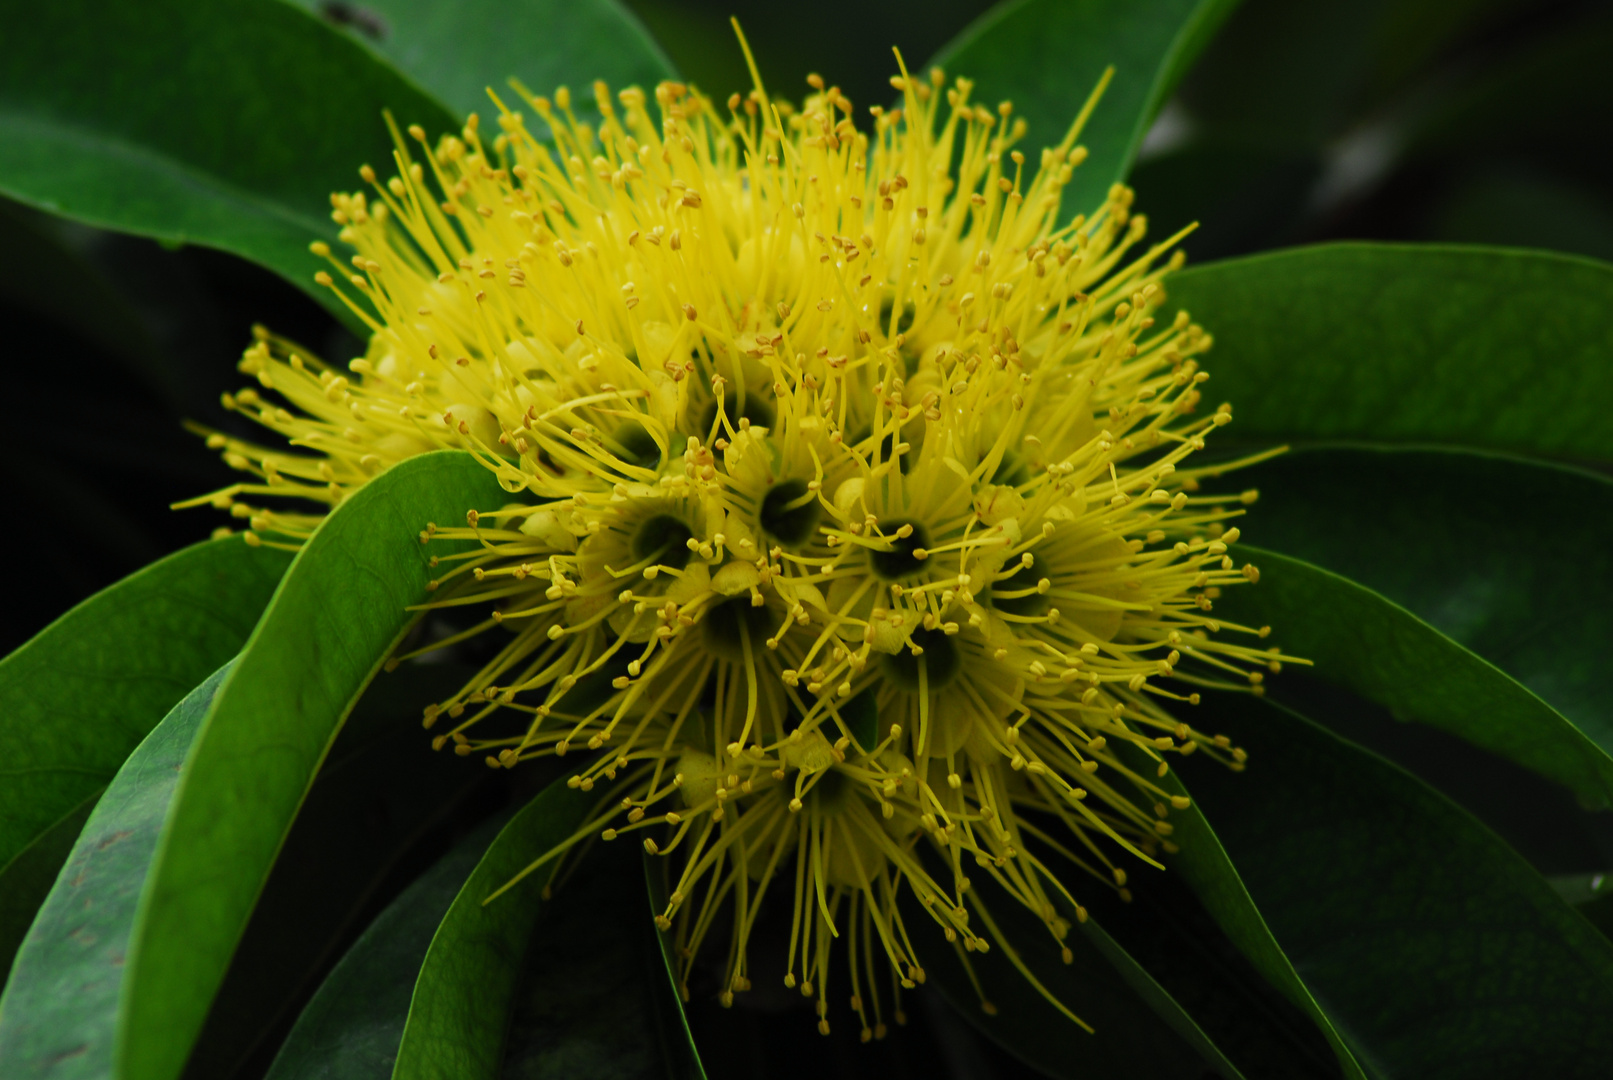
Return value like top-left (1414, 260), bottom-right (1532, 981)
top-left (191, 53), bottom-right (1286, 1038)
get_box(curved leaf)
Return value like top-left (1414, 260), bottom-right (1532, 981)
top-left (286, 0), bottom-right (674, 121)
top-left (0, 0), bottom-right (456, 323)
top-left (391, 779), bottom-right (591, 1079)
top-left (1167, 243), bottom-right (1613, 458)
top-left (1217, 545), bottom-right (1613, 809)
top-left (1181, 691), bottom-right (1613, 1078)
top-left (116, 451), bottom-right (506, 1080)
top-left (0, 793), bottom-right (99, 985)
top-left (263, 812), bottom-right (509, 1080)
top-left (0, 663), bottom-right (229, 1078)
top-left (928, 0), bottom-right (1241, 215)
top-left (1224, 446), bottom-right (1613, 748)
top-left (0, 536), bottom-right (291, 873)
top-left (181, 663), bottom-right (492, 1079)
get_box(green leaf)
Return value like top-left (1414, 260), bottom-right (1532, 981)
top-left (0, 662), bottom-right (229, 1078)
top-left (909, 871), bottom-right (1244, 1078)
top-left (1180, 690), bottom-right (1613, 1075)
top-left (1167, 243), bottom-right (1613, 458)
top-left (928, 0), bottom-right (1241, 215)
top-left (1216, 545), bottom-right (1613, 810)
top-left (0, 793), bottom-right (99, 985)
top-left (181, 663), bottom-right (492, 1079)
top-left (0, 0), bottom-right (456, 325)
top-left (263, 811), bottom-right (510, 1080)
top-left (391, 779), bottom-right (592, 1079)
top-left (642, 859), bottom-right (706, 1080)
top-left (0, 536), bottom-right (291, 874)
top-left (285, 0), bottom-right (674, 121)
top-left (116, 451), bottom-right (506, 1080)
top-left (1222, 447), bottom-right (1613, 748)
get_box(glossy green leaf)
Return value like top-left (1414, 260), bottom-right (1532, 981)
top-left (0, 793), bottom-right (99, 985)
top-left (286, 0), bottom-right (674, 121)
top-left (1216, 545), bottom-right (1613, 810)
top-left (0, 0), bottom-right (456, 324)
top-left (910, 873), bottom-right (1243, 1078)
top-left (0, 536), bottom-right (291, 873)
top-left (1222, 447), bottom-right (1613, 750)
top-left (182, 663), bottom-right (492, 1079)
top-left (1180, 691), bottom-right (1613, 1077)
top-left (116, 451), bottom-right (506, 1080)
top-left (1167, 243), bottom-right (1613, 457)
top-left (391, 779), bottom-right (592, 1079)
top-left (929, 0), bottom-right (1241, 215)
top-left (0, 663), bottom-right (228, 1078)
top-left (263, 811), bottom-right (509, 1080)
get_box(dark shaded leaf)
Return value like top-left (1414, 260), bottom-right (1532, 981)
top-left (0, 537), bottom-right (291, 873)
top-left (286, 0), bottom-right (674, 120)
top-left (929, 0), bottom-right (1241, 215)
top-left (1216, 545), bottom-right (1613, 809)
top-left (1166, 243), bottom-right (1613, 458)
top-left (0, 0), bottom-right (456, 325)
top-left (1179, 690), bottom-right (1613, 1079)
top-left (391, 778), bottom-right (593, 1078)
top-left (263, 811), bottom-right (510, 1080)
top-left (0, 663), bottom-right (229, 1078)
top-left (116, 452), bottom-right (506, 1080)
top-left (1222, 447), bottom-right (1613, 742)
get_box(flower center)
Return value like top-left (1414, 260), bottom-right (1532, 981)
top-left (631, 514), bottom-right (694, 570)
top-left (885, 628), bottom-right (961, 689)
top-left (759, 479), bottom-right (820, 546)
top-left (869, 519), bottom-right (929, 580)
top-left (703, 596), bottom-right (772, 660)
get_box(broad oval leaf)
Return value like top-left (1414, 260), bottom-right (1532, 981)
top-left (1223, 446), bottom-right (1613, 751)
top-left (115, 451), bottom-right (506, 1080)
top-left (0, 536), bottom-right (291, 879)
top-left (1216, 544), bottom-right (1613, 809)
top-left (0, 0), bottom-right (456, 323)
top-left (1167, 243), bottom-right (1613, 457)
top-left (0, 663), bottom-right (230, 1078)
top-left (391, 778), bottom-right (591, 1079)
top-left (928, 0), bottom-right (1241, 215)
top-left (0, 794), bottom-right (99, 983)
top-left (286, 0), bottom-right (675, 121)
top-left (1181, 691), bottom-right (1613, 1078)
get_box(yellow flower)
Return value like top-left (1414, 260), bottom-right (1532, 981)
top-left (190, 44), bottom-right (1291, 1034)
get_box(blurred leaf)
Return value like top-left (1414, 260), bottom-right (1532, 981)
top-left (286, 0), bottom-right (673, 120)
top-left (930, 0), bottom-right (1242, 216)
top-left (0, 663), bottom-right (229, 1078)
top-left (182, 664), bottom-right (492, 1080)
top-left (0, 0), bottom-right (456, 328)
top-left (1180, 691), bottom-right (1613, 1077)
top-left (116, 452), bottom-right (505, 1080)
top-left (390, 779), bottom-right (591, 1079)
top-left (909, 870), bottom-right (1244, 1078)
top-left (1167, 243), bottom-right (1613, 458)
top-left (0, 793), bottom-right (99, 984)
top-left (262, 811), bottom-right (509, 1080)
top-left (1424, 167), bottom-right (1613, 264)
top-left (1217, 546), bottom-right (1613, 810)
top-left (0, 536), bottom-right (291, 872)
top-left (1223, 448), bottom-right (1613, 754)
